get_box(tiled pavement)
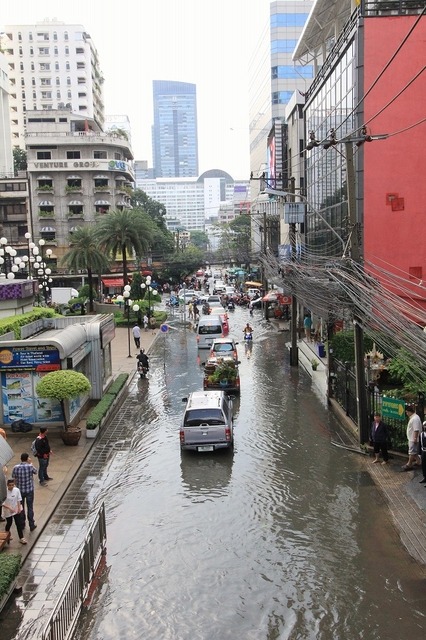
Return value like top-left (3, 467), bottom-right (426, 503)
top-left (2, 319), bottom-right (426, 634)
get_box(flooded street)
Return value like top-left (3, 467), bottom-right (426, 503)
top-left (70, 308), bottom-right (425, 639)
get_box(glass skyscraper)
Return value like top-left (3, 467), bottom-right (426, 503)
top-left (152, 80), bottom-right (199, 178)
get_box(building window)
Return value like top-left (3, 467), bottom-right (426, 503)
top-left (19, 46), bottom-right (23, 56)
top-left (54, 46), bottom-right (58, 55)
top-left (271, 13), bottom-right (309, 28)
top-left (31, 78), bottom-right (35, 86)
top-left (20, 62), bottom-right (24, 72)
top-left (55, 62), bottom-right (59, 71)
top-left (32, 91), bottom-right (36, 100)
top-left (38, 47), bottom-right (49, 55)
top-left (66, 62), bottom-right (70, 71)
top-left (68, 90), bottom-right (72, 99)
top-left (271, 65), bottom-right (313, 80)
top-left (37, 151), bottom-right (52, 160)
top-left (57, 91), bottom-right (61, 99)
top-left (18, 32), bottom-right (22, 41)
top-left (53, 32), bottom-right (58, 41)
top-left (65, 46), bottom-right (69, 55)
top-left (271, 91), bottom-right (294, 104)
top-left (94, 178), bottom-right (109, 188)
top-left (30, 47), bottom-right (34, 55)
top-left (31, 62), bottom-right (35, 71)
top-left (56, 77), bottom-right (60, 85)
top-left (67, 77), bottom-right (71, 85)
top-left (64, 31), bottom-right (69, 41)
top-left (271, 39), bottom-right (298, 54)
top-left (94, 151), bottom-right (107, 159)
top-left (67, 151), bottom-right (81, 159)
top-left (29, 32), bottom-right (33, 41)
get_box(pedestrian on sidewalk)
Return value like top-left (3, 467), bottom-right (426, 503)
top-left (419, 421), bottom-right (426, 484)
top-left (402, 405), bottom-right (421, 471)
top-left (143, 314), bottom-right (149, 331)
top-left (370, 412), bottom-right (389, 465)
top-left (132, 323), bottom-right (141, 349)
top-left (2, 478), bottom-right (27, 544)
top-left (34, 427), bottom-right (53, 486)
top-left (12, 453), bottom-right (37, 531)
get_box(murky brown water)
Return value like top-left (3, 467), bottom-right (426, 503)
top-left (54, 309), bottom-right (426, 639)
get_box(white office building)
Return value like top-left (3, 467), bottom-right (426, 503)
top-left (0, 19), bottom-right (105, 149)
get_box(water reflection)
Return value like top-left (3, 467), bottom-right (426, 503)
top-left (180, 450), bottom-right (234, 500)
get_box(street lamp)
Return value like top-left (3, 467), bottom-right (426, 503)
top-left (140, 275), bottom-right (153, 322)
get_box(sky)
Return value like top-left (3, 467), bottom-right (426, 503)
top-left (1, 0), bottom-right (272, 179)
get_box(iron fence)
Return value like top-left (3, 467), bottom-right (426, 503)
top-left (41, 503), bottom-right (106, 640)
top-left (332, 359), bottom-right (413, 451)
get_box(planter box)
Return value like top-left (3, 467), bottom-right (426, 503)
top-left (86, 426), bottom-right (99, 439)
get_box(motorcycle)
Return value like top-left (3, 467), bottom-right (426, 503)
top-left (227, 301), bottom-right (235, 311)
top-left (243, 331), bottom-right (253, 341)
top-left (137, 362), bottom-right (149, 378)
top-left (202, 303), bottom-right (211, 315)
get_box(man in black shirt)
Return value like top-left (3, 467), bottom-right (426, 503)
top-left (34, 427), bottom-right (52, 486)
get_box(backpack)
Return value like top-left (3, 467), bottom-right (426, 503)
top-left (31, 438), bottom-right (38, 457)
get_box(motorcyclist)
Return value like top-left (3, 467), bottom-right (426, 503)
top-left (136, 349), bottom-right (149, 370)
top-left (243, 323), bottom-right (253, 336)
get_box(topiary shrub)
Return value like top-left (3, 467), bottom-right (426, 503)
top-left (36, 370), bottom-right (91, 430)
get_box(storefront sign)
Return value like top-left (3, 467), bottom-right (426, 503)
top-left (0, 346), bottom-right (60, 371)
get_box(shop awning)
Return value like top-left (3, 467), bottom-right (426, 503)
top-left (244, 281), bottom-right (263, 288)
top-left (37, 175), bottom-right (52, 180)
top-left (67, 175), bottom-right (81, 180)
top-left (41, 226), bottom-right (56, 232)
top-left (115, 176), bottom-right (127, 181)
top-left (102, 277), bottom-right (124, 287)
top-left (93, 175), bottom-right (108, 179)
top-left (39, 200), bottom-right (53, 206)
top-left (95, 200), bottom-right (110, 206)
top-left (69, 226), bottom-right (81, 232)
top-left (69, 200), bottom-right (83, 206)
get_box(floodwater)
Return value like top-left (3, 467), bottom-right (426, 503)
top-left (53, 307), bottom-right (426, 639)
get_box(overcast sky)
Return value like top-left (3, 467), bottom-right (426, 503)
top-left (2, 0), bottom-right (272, 179)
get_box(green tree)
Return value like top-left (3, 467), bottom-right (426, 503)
top-left (95, 210), bottom-right (153, 288)
top-left (159, 246), bottom-right (204, 283)
top-left (36, 370), bottom-right (91, 430)
top-left (13, 147), bottom-right (27, 173)
top-left (61, 227), bottom-right (109, 313)
top-left (189, 230), bottom-right (210, 251)
top-left (130, 191), bottom-right (175, 255)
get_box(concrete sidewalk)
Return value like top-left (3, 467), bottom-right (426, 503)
top-left (2, 325), bottom-right (159, 563)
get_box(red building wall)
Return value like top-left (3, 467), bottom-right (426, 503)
top-left (363, 15), bottom-right (426, 308)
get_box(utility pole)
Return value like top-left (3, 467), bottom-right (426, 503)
top-left (288, 177), bottom-right (298, 366)
top-left (345, 141), bottom-right (369, 444)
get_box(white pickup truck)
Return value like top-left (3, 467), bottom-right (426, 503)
top-left (180, 390), bottom-right (234, 452)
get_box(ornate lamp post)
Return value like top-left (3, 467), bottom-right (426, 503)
top-left (117, 284), bottom-right (140, 359)
top-left (140, 275), bottom-right (152, 321)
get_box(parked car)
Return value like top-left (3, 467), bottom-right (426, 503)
top-left (180, 390), bottom-right (234, 451)
top-left (203, 356), bottom-right (241, 394)
top-left (178, 289), bottom-right (199, 304)
top-left (209, 337), bottom-right (239, 362)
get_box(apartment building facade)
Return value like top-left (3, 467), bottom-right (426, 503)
top-left (25, 110), bottom-right (134, 265)
top-left (0, 19), bottom-right (105, 149)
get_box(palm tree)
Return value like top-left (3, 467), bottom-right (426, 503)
top-left (94, 209), bottom-right (153, 288)
top-left (61, 226), bottom-right (110, 312)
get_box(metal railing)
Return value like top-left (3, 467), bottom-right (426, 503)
top-left (41, 503), bottom-right (107, 640)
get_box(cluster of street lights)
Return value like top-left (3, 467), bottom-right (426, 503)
top-left (116, 284), bottom-right (141, 358)
top-left (0, 234), bottom-right (53, 303)
top-left (115, 276), bottom-right (154, 358)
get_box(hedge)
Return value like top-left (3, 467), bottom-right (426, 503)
top-left (0, 553), bottom-right (21, 600)
top-left (0, 308), bottom-right (57, 339)
top-left (86, 394), bottom-right (115, 430)
top-left (106, 373), bottom-right (129, 396)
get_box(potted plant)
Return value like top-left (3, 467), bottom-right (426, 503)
top-left (35, 370), bottom-right (91, 446)
top-left (311, 358), bottom-right (319, 371)
top-left (210, 360), bottom-right (238, 386)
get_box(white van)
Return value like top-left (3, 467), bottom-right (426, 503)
top-left (196, 315), bottom-right (224, 349)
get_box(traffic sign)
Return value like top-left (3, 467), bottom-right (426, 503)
top-left (160, 323), bottom-right (169, 333)
top-left (381, 396), bottom-right (406, 420)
